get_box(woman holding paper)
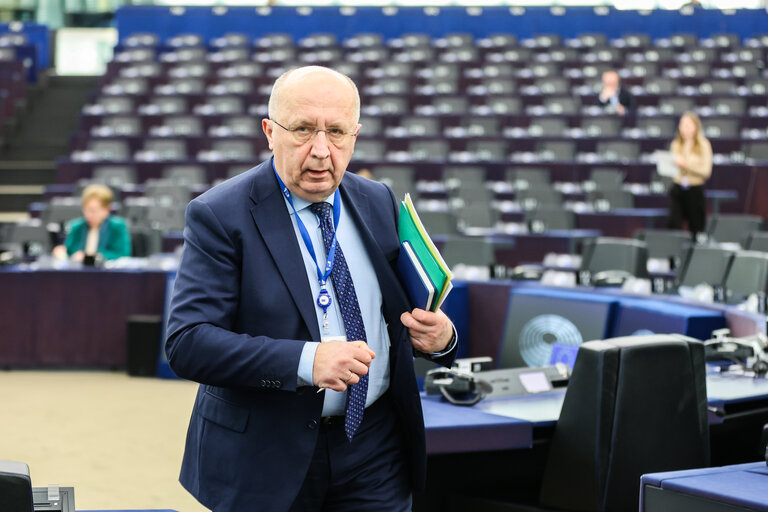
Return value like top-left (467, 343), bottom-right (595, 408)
top-left (667, 112), bottom-right (713, 239)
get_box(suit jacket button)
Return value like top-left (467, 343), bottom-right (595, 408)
top-left (274, 380), bottom-right (281, 387)
top-left (259, 380), bottom-right (265, 387)
top-left (306, 420), bottom-right (318, 430)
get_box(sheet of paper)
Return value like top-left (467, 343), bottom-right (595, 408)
top-left (653, 150), bottom-right (679, 178)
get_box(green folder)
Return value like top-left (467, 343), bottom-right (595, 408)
top-left (398, 194), bottom-right (453, 311)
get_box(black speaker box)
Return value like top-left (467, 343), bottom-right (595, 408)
top-left (126, 315), bottom-right (162, 377)
top-left (0, 460), bottom-right (33, 512)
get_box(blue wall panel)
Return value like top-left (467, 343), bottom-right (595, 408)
top-left (115, 6), bottom-right (768, 44)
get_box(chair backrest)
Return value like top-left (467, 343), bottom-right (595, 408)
top-left (580, 237), bottom-right (649, 278)
top-left (582, 117), bottom-right (622, 137)
top-left (147, 204), bottom-right (186, 231)
top-left (537, 141), bottom-right (575, 161)
top-left (589, 188), bottom-right (634, 209)
top-left (745, 142), bottom-right (768, 162)
top-left (458, 205), bottom-right (498, 229)
top-left (144, 180), bottom-right (191, 205)
top-left (712, 97), bottom-right (746, 116)
top-left (544, 96), bottom-right (580, 115)
top-left (676, 245), bottom-right (734, 288)
top-left (589, 168), bottom-right (625, 188)
top-left (443, 166), bottom-right (485, 186)
top-left (539, 335), bottom-right (709, 512)
top-left (529, 117), bottom-right (567, 137)
top-left (724, 250), bottom-right (768, 304)
top-left (358, 116), bottom-right (383, 137)
top-left (596, 141), bottom-right (640, 162)
top-left (144, 139), bottom-right (187, 160)
top-left (129, 225), bottom-right (163, 257)
top-left (484, 96), bottom-right (521, 115)
top-left (703, 117), bottom-right (739, 138)
top-left (409, 140), bottom-right (449, 161)
top-left (467, 140), bottom-right (508, 161)
top-left (638, 117), bottom-right (677, 138)
top-left (441, 236), bottom-right (495, 268)
top-left (222, 116), bottom-right (260, 136)
top-left (211, 140), bottom-right (254, 160)
top-left (452, 184), bottom-right (493, 203)
top-left (372, 166), bottom-right (415, 189)
top-left (418, 211), bottom-right (459, 237)
top-left (400, 116), bottom-right (439, 137)
top-left (162, 165), bottom-right (207, 186)
top-left (120, 197), bottom-right (155, 227)
top-left (88, 140), bottom-right (130, 161)
top-left (162, 115), bottom-right (203, 136)
top-left (517, 186), bottom-right (563, 209)
top-left (524, 207), bottom-right (575, 231)
top-left (99, 115), bottom-right (142, 136)
top-left (659, 96), bottom-right (694, 115)
top-left (10, 220), bottom-right (52, 256)
top-left (507, 167), bottom-right (552, 186)
top-left (461, 116), bottom-right (500, 136)
top-left (746, 231), bottom-right (768, 253)
top-left (93, 165), bottom-right (137, 186)
top-left (707, 214), bottom-right (764, 245)
top-left (634, 229), bottom-right (691, 264)
top-left (354, 140), bottom-right (386, 160)
top-left (43, 198), bottom-right (83, 227)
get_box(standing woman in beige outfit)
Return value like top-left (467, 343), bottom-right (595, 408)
top-left (667, 112), bottom-right (713, 238)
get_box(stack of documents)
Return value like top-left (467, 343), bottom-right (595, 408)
top-left (397, 193), bottom-right (453, 311)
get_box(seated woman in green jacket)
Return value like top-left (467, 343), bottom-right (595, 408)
top-left (52, 184), bottom-right (131, 261)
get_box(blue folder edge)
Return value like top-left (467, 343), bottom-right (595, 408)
top-left (397, 240), bottom-right (436, 311)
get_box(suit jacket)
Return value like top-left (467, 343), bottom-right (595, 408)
top-left (166, 159), bottom-right (456, 512)
top-left (598, 86), bottom-right (635, 112)
top-left (64, 216), bottom-right (131, 260)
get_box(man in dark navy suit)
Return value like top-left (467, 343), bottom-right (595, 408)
top-left (166, 66), bottom-right (457, 511)
top-left (598, 70), bottom-right (635, 116)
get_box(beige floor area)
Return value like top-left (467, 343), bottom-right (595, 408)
top-left (0, 371), bottom-right (210, 512)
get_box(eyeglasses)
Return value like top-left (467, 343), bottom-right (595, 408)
top-left (270, 119), bottom-right (355, 146)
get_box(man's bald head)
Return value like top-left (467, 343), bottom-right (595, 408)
top-left (267, 66), bottom-right (361, 123)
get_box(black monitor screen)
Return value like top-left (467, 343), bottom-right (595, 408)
top-left (499, 287), bottom-right (618, 368)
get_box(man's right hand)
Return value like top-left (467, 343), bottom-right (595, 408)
top-left (313, 340), bottom-right (375, 392)
top-left (599, 87), bottom-right (615, 102)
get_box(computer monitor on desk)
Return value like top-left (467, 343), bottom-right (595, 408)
top-left (498, 287), bottom-right (618, 368)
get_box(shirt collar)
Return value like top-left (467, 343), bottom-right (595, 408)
top-left (287, 189), bottom-right (335, 214)
top-left (273, 159), bottom-right (336, 214)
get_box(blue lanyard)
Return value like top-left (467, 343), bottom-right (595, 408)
top-left (272, 161), bottom-right (340, 312)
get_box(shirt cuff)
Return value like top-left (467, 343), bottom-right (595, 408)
top-left (429, 324), bottom-right (458, 359)
top-left (297, 341), bottom-right (320, 387)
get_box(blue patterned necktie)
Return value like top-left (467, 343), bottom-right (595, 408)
top-left (309, 201), bottom-right (368, 441)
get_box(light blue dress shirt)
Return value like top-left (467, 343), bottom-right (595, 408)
top-left (287, 191), bottom-right (391, 417)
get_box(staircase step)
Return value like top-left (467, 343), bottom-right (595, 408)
top-left (0, 75), bottom-right (97, 212)
top-left (0, 187), bottom-right (44, 212)
top-left (0, 212), bottom-right (29, 223)
top-left (0, 161), bottom-right (57, 185)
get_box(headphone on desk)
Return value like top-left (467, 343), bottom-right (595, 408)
top-left (424, 368), bottom-right (493, 406)
top-left (705, 329), bottom-right (768, 377)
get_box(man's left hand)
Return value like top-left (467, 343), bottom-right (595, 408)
top-left (401, 308), bottom-right (453, 354)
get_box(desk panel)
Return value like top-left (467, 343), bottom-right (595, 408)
top-left (0, 269), bottom-right (167, 367)
top-left (422, 395), bottom-right (532, 454)
top-left (642, 462), bottom-right (768, 512)
top-left (423, 373), bottom-right (768, 454)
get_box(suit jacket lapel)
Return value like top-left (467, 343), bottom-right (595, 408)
top-left (340, 177), bottom-right (407, 328)
top-left (248, 161), bottom-right (321, 342)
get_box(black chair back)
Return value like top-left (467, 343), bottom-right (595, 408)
top-left (539, 335), bottom-right (709, 512)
